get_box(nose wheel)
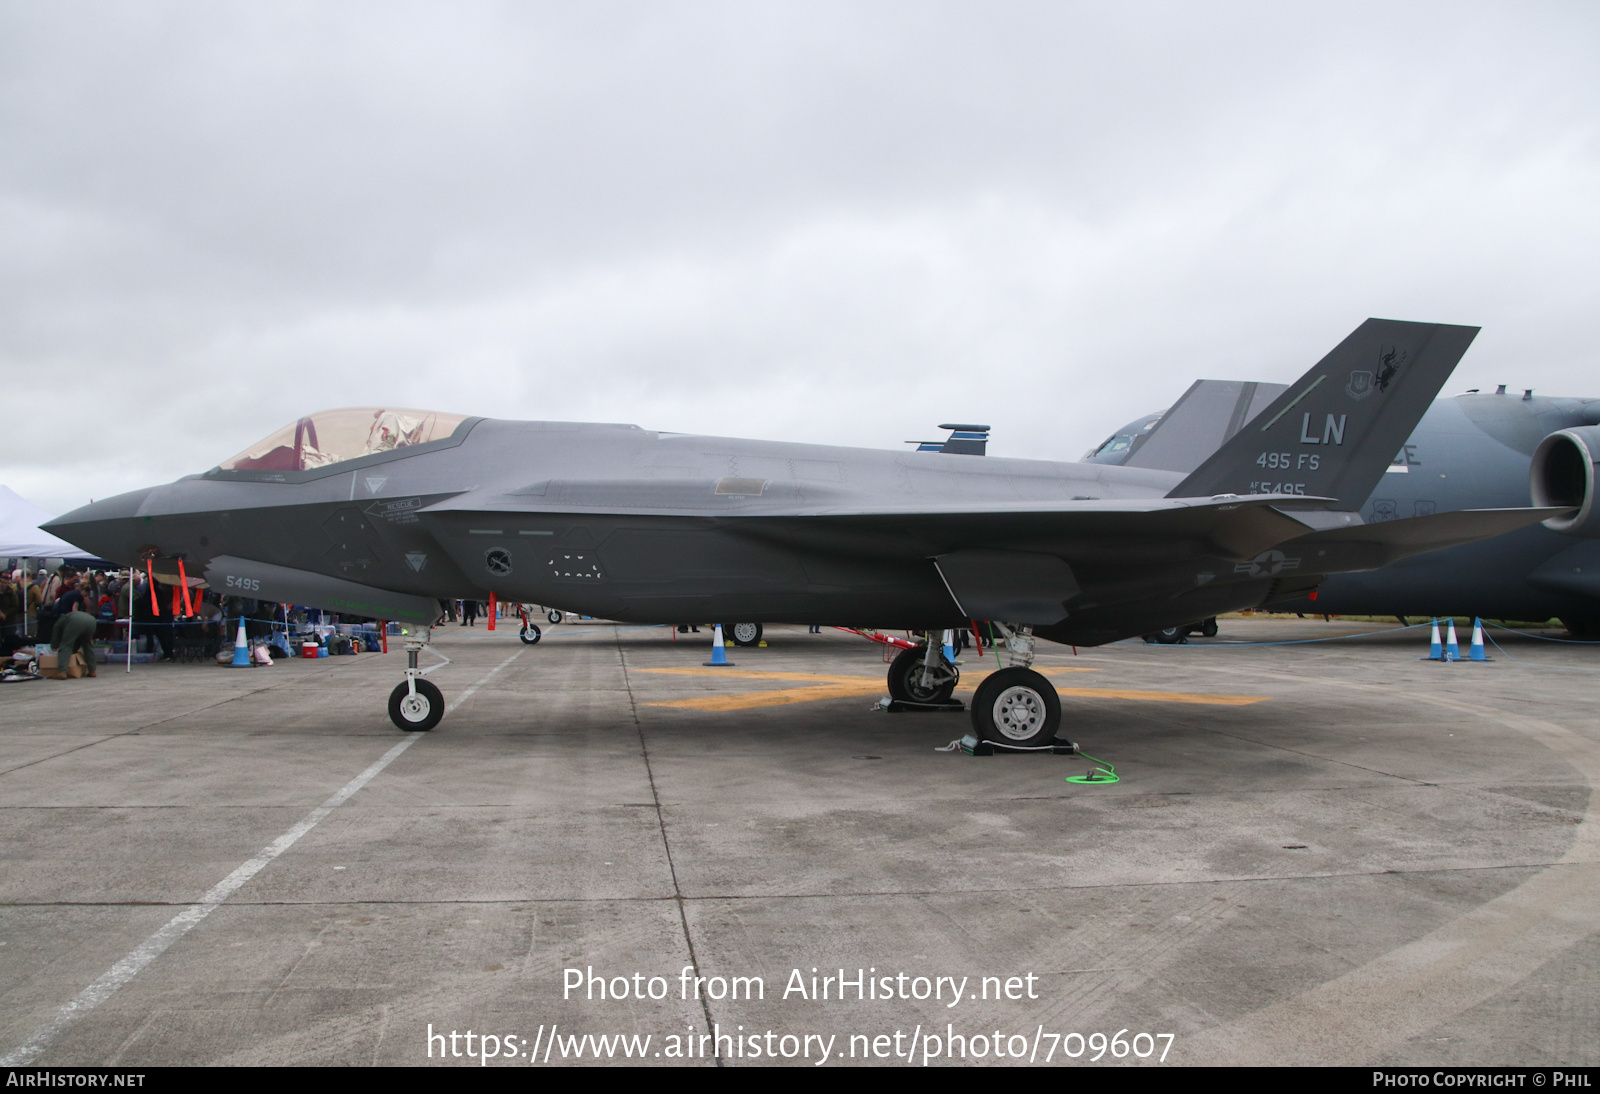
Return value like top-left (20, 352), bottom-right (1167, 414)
top-left (389, 678), bottom-right (444, 731)
top-left (388, 637), bottom-right (445, 731)
top-left (887, 643), bottom-right (959, 703)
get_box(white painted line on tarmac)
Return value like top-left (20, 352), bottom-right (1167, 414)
top-left (0, 648), bottom-right (523, 1066)
top-left (1183, 696), bottom-right (1600, 1065)
top-left (453, 649), bottom-right (523, 702)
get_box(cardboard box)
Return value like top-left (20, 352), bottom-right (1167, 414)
top-left (37, 652), bottom-right (89, 678)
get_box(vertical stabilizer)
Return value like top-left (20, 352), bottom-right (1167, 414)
top-left (1169, 319), bottom-right (1478, 507)
top-left (1125, 379), bottom-right (1288, 473)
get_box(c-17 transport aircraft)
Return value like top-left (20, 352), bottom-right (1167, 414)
top-left (46, 320), bottom-right (1564, 742)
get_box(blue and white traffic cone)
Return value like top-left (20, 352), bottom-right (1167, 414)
top-left (1445, 619), bottom-right (1461, 662)
top-left (229, 618), bottom-right (252, 667)
top-left (704, 623), bottom-right (734, 667)
top-left (1428, 619), bottom-right (1443, 660)
top-left (1469, 618), bottom-right (1490, 662)
top-left (942, 629), bottom-right (956, 664)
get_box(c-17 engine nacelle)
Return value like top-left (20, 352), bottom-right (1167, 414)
top-left (1532, 425), bottom-right (1600, 537)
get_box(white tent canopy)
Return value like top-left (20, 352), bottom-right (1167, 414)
top-left (0, 485), bottom-right (99, 560)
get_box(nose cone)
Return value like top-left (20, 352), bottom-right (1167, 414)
top-left (41, 487), bottom-right (155, 564)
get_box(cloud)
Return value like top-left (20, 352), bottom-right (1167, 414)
top-left (2, 1), bottom-right (1597, 514)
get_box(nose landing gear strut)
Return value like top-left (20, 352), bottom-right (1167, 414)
top-left (388, 632), bottom-right (445, 731)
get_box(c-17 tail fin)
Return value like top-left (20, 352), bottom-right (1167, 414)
top-left (1168, 319), bottom-right (1479, 508)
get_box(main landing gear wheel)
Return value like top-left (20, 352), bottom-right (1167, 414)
top-left (887, 645), bottom-right (959, 703)
top-left (971, 667), bottom-right (1060, 747)
top-left (1562, 616), bottom-right (1600, 640)
top-left (388, 678), bottom-right (444, 732)
top-left (725, 622), bottom-right (763, 647)
top-left (547, 609), bottom-right (563, 624)
top-left (519, 623), bottom-right (542, 645)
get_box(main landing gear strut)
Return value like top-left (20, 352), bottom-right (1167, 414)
top-left (877, 623), bottom-right (1063, 747)
top-left (388, 632), bottom-right (444, 731)
top-left (969, 623), bottom-right (1061, 748)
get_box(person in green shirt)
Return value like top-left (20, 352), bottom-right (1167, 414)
top-left (50, 601), bottom-right (98, 679)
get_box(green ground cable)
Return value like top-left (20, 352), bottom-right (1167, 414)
top-left (988, 622), bottom-right (1002, 669)
top-left (1065, 752), bottom-right (1119, 785)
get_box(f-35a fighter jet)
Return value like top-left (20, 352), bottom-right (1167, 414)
top-left (47, 320), bottom-right (1565, 741)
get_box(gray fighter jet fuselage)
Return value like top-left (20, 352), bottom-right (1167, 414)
top-left (46, 320), bottom-right (1566, 737)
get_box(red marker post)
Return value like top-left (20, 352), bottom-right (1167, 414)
top-left (176, 559), bottom-right (195, 617)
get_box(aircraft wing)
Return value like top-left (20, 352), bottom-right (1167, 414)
top-left (727, 495), bottom-right (1338, 565)
top-left (420, 490), bottom-right (1336, 564)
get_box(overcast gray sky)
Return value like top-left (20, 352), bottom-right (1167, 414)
top-left (4, 1), bottom-right (1597, 516)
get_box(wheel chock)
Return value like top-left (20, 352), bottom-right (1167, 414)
top-left (876, 697), bottom-right (965, 713)
top-left (955, 733), bottom-right (1080, 756)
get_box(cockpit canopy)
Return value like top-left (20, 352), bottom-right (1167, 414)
top-left (220, 408), bottom-right (470, 472)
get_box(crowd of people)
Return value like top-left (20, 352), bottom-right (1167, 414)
top-left (2, 565), bottom-right (124, 653)
top-left (0, 561), bottom-right (306, 669)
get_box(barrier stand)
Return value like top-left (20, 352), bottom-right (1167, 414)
top-left (704, 623), bottom-right (735, 667)
top-left (1445, 619), bottom-right (1461, 661)
top-left (1469, 617), bottom-right (1491, 662)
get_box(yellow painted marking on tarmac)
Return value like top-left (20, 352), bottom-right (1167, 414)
top-left (973, 666), bottom-right (1100, 680)
top-left (1054, 687), bottom-right (1265, 706)
top-left (639, 665), bottom-right (1099, 684)
top-left (648, 682), bottom-right (885, 711)
top-left (640, 666), bottom-right (882, 710)
top-left (637, 663), bottom-right (1264, 711)
top-left (962, 667), bottom-right (1262, 704)
top-left (638, 667), bottom-right (883, 684)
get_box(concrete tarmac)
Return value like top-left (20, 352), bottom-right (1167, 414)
top-left (1, 618), bottom-right (1595, 1067)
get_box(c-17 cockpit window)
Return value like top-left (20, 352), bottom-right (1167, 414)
top-left (1094, 434), bottom-right (1136, 457)
top-left (220, 408), bottom-right (469, 472)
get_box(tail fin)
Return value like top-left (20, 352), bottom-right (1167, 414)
top-left (1168, 319), bottom-right (1478, 507)
top-left (1124, 379), bottom-right (1288, 473)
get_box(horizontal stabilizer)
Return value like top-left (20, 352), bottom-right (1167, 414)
top-left (203, 555), bottom-right (440, 624)
top-left (1172, 320), bottom-right (1479, 507)
top-left (1280, 507), bottom-right (1569, 573)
